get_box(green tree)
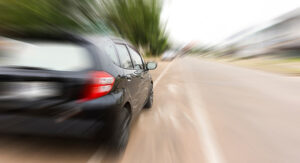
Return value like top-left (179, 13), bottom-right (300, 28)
top-left (101, 0), bottom-right (169, 56)
top-left (0, 0), bottom-right (169, 56)
top-left (0, 0), bottom-right (107, 36)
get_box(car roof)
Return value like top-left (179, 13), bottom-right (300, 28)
top-left (2, 33), bottom-right (141, 55)
top-left (2, 32), bottom-right (131, 46)
top-left (84, 35), bottom-right (134, 46)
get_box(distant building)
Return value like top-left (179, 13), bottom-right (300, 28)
top-left (225, 8), bottom-right (300, 58)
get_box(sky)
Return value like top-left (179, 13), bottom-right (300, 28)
top-left (162, 0), bottom-right (300, 45)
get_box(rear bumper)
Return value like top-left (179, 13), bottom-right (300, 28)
top-left (0, 91), bottom-right (125, 138)
top-left (78, 91), bottom-right (124, 118)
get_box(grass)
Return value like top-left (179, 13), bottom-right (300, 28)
top-left (229, 57), bottom-right (300, 75)
top-left (144, 56), bottom-right (161, 62)
top-left (198, 55), bottom-right (300, 76)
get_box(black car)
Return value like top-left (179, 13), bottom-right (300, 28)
top-left (0, 34), bottom-right (157, 151)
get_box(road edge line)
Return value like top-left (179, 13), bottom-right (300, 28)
top-left (182, 59), bottom-right (226, 163)
top-left (154, 59), bottom-right (176, 89)
top-left (87, 59), bottom-right (175, 163)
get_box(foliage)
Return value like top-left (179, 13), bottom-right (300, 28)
top-left (101, 0), bottom-right (169, 56)
top-left (0, 0), bottom-right (107, 36)
top-left (0, 0), bottom-right (169, 56)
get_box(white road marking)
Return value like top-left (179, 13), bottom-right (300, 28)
top-left (169, 114), bottom-right (181, 130)
top-left (153, 60), bottom-right (176, 89)
top-left (183, 65), bottom-right (226, 163)
top-left (87, 60), bottom-right (175, 163)
top-left (188, 93), bottom-right (225, 163)
top-left (87, 58), bottom-right (225, 163)
top-left (167, 84), bottom-right (178, 94)
top-left (87, 149), bottom-right (106, 163)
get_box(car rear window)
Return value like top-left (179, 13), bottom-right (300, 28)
top-left (115, 44), bottom-right (133, 69)
top-left (103, 41), bottom-right (120, 66)
top-left (0, 42), bottom-right (93, 71)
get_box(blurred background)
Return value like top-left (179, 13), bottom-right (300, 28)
top-left (0, 0), bottom-right (300, 163)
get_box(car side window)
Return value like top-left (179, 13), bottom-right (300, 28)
top-left (103, 41), bottom-right (120, 66)
top-left (115, 44), bottom-right (134, 69)
top-left (128, 47), bottom-right (144, 70)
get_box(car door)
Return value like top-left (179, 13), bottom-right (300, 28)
top-left (114, 44), bottom-right (140, 113)
top-left (127, 46), bottom-right (150, 109)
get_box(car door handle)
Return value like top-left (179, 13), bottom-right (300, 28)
top-left (126, 75), bottom-right (132, 81)
top-left (134, 70), bottom-right (145, 79)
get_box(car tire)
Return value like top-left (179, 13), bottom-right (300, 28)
top-left (144, 86), bottom-right (153, 109)
top-left (109, 106), bottom-right (131, 153)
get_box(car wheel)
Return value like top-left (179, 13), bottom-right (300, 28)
top-left (109, 106), bottom-right (131, 153)
top-left (144, 86), bottom-right (153, 109)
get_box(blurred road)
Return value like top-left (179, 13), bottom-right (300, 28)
top-left (0, 57), bottom-right (300, 163)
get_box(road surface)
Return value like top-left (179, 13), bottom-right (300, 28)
top-left (0, 57), bottom-right (300, 163)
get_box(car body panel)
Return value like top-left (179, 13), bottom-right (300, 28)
top-left (0, 34), bottom-right (155, 140)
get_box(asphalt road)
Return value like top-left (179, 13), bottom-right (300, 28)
top-left (0, 57), bottom-right (300, 163)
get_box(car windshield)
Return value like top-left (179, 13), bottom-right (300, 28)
top-left (0, 42), bottom-right (93, 71)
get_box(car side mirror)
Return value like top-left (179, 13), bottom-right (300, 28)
top-left (146, 62), bottom-right (157, 70)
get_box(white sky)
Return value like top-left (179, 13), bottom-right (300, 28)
top-left (162, 0), bottom-right (300, 45)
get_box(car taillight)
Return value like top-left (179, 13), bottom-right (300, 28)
top-left (81, 71), bottom-right (115, 101)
